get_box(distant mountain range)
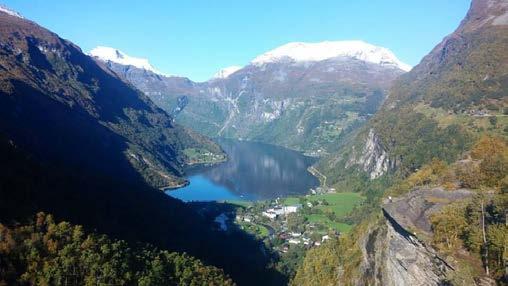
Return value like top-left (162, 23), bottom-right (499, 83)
top-left (90, 40), bottom-right (410, 153)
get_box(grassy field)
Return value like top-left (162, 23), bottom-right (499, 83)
top-left (283, 197), bottom-right (300, 205)
top-left (309, 193), bottom-right (364, 217)
top-left (306, 214), bottom-right (353, 233)
top-left (284, 192), bottom-right (364, 233)
top-left (238, 221), bottom-right (269, 238)
top-left (413, 103), bottom-right (507, 137)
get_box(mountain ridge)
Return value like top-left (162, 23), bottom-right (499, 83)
top-left (251, 40), bottom-right (411, 71)
top-left (92, 41), bottom-right (408, 153)
top-left (293, 0), bottom-right (507, 284)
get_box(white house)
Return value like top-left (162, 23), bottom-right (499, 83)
top-left (262, 211), bottom-right (277, 219)
top-left (288, 239), bottom-right (301, 244)
top-left (284, 205), bottom-right (301, 213)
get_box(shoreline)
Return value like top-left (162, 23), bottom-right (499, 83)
top-left (160, 180), bottom-right (190, 191)
top-left (162, 157), bottom-right (228, 193)
top-left (307, 166), bottom-right (327, 188)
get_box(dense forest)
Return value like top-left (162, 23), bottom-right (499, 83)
top-left (0, 213), bottom-right (234, 286)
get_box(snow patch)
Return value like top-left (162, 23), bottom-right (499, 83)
top-left (251, 40), bottom-right (411, 71)
top-left (0, 5), bottom-right (23, 18)
top-left (212, 65), bottom-right (242, 79)
top-left (88, 46), bottom-right (170, 76)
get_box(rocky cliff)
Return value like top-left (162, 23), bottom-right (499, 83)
top-left (346, 129), bottom-right (391, 179)
top-left (357, 187), bottom-right (474, 285)
top-left (359, 213), bottom-right (449, 286)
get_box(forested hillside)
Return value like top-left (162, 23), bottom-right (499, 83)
top-left (0, 9), bottom-right (283, 286)
top-left (0, 213), bottom-right (234, 286)
top-left (294, 0), bottom-right (508, 284)
top-left (319, 0), bottom-right (507, 189)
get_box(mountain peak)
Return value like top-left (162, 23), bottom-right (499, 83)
top-left (212, 65), bottom-right (242, 79)
top-left (251, 40), bottom-right (412, 71)
top-left (0, 5), bottom-right (23, 19)
top-left (456, 0), bottom-right (508, 33)
top-left (89, 46), bottom-right (169, 76)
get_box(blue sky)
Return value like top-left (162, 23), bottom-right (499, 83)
top-left (4, 0), bottom-right (470, 81)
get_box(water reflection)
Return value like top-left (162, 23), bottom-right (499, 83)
top-left (167, 139), bottom-right (319, 201)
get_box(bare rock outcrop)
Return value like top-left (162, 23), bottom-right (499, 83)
top-left (357, 187), bottom-right (473, 285)
top-left (347, 129), bottom-right (391, 179)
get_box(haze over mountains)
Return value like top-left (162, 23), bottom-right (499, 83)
top-left (90, 40), bottom-right (410, 153)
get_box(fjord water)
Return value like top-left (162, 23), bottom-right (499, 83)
top-left (167, 139), bottom-right (319, 202)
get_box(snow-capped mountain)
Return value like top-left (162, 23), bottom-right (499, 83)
top-left (89, 46), bottom-right (168, 76)
top-left (0, 5), bottom-right (23, 18)
top-left (94, 40), bottom-right (410, 153)
top-left (251, 40), bottom-right (412, 71)
top-left (212, 66), bottom-right (242, 79)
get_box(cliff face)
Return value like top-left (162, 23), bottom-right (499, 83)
top-left (357, 187), bottom-right (473, 285)
top-left (346, 129), bottom-right (391, 179)
top-left (359, 214), bottom-right (448, 286)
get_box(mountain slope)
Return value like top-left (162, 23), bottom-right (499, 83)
top-left (294, 0), bottom-right (507, 284)
top-left (0, 9), bottom-right (284, 286)
top-left (0, 212), bottom-right (234, 285)
top-left (0, 11), bottom-right (222, 189)
top-left (93, 41), bottom-right (409, 154)
top-left (320, 0), bottom-right (507, 184)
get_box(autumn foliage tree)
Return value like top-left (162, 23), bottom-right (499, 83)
top-left (0, 213), bottom-right (234, 286)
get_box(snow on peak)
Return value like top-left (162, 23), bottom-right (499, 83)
top-left (251, 40), bottom-right (411, 71)
top-left (88, 46), bottom-right (169, 76)
top-left (0, 5), bottom-right (24, 18)
top-left (212, 65), bottom-right (242, 79)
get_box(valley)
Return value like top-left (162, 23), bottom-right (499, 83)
top-left (91, 41), bottom-right (408, 154)
top-left (166, 138), bottom-right (319, 201)
top-left (0, 0), bottom-right (506, 285)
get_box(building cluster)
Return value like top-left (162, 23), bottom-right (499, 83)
top-left (278, 231), bottom-right (335, 253)
top-left (262, 205), bottom-right (301, 219)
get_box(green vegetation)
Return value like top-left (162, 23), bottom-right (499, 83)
top-left (427, 135), bottom-right (508, 282)
top-left (294, 135), bottom-right (508, 285)
top-left (247, 92), bottom-right (378, 153)
top-left (0, 213), bottom-right (233, 286)
top-left (238, 221), bottom-right (270, 238)
top-left (183, 147), bottom-right (226, 165)
top-left (430, 194), bottom-right (507, 283)
top-left (283, 193), bottom-right (364, 233)
top-left (292, 214), bottom-right (376, 285)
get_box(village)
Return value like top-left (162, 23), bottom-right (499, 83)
top-left (234, 201), bottom-right (333, 252)
top-left (202, 189), bottom-right (364, 254)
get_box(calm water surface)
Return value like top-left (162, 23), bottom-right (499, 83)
top-left (166, 139), bottom-right (319, 202)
